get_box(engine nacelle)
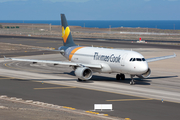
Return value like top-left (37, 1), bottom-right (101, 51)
top-left (74, 67), bottom-right (93, 80)
top-left (137, 68), bottom-right (151, 79)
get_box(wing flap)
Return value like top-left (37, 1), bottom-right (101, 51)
top-left (146, 53), bottom-right (176, 63)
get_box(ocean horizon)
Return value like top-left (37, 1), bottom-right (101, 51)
top-left (0, 20), bottom-right (180, 30)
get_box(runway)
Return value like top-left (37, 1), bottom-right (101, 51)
top-left (0, 36), bottom-right (180, 120)
top-left (0, 35), bottom-right (180, 50)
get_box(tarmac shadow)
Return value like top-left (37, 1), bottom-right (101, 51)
top-left (146, 75), bottom-right (178, 79)
top-left (91, 75), bottom-right (151, 85)
top-left (37, 73), bottom-right (178, 85)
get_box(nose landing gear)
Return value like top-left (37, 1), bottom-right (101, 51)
top-left (116, 74), bottom-right (135, 85)
top-left (130, 75), bottom-right (135, 85)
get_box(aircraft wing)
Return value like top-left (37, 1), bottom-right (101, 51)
top-left (4, 57), bottom-right (102, 69)
top-left (146, 53), bottom-right (176, 63)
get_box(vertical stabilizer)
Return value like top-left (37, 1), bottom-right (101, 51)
top-left (61, 14), bottom-right (76, 47)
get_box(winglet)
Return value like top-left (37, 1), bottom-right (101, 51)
top-left (3, 56), bottom-right (6, 61)
top-left (3, 56), bottom-right (12, 61)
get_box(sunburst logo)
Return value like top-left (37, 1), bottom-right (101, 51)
top-left (62, 26), bottom-right (70, 43)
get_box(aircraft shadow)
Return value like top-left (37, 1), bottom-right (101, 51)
top-left (146, 75), bottom-right (178, 79)
top-left (13, 71), bottom-right (178, 85)
top-left (91, 75), bottom-right (178, 85)
top-left (91, 75), bottom-right (151, 85)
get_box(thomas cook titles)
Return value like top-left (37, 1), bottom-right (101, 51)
top-left (94, 52), bottom-right (121, 63)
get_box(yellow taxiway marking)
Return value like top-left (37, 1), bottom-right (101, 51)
top-left (4, 62), bottom-right (16, 69)
top-left (85, 111), bottom-right (99, 115)
top-left (63, 106), bottom-right (76, 110)
top-left (125, 118), bottom-right (131, 120)
top-left (34, 86), bottom-right (76, 90)
top-left (106, 98), bottom-right (153, 102)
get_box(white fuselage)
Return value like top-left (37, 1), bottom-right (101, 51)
top-left (63, 46), bottom-right (149, 75)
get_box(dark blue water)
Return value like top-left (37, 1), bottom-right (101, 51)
top-left (0, 20), bottom-right (180, 30)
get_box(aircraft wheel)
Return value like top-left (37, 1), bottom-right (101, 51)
top-left (121, 74), bottom-right (125, 80)
top-left (78, 78), bottom-right (82, 81)
top-left (130, 80), bottom-right (135, 85)
top-left (130, 81), bottom-right (133, 85)
top-left (116, 74), bottom-right (120, 80)
top-left (133, 81), bottom-right (135, 85)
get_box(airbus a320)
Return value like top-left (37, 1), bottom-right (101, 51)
top-left (6, 14), bottom-right (176, 85)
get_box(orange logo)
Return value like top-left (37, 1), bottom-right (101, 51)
top-left (62, 26), bottom-right (70, 43)
top-left (69, 47), bottom-right (84, 61)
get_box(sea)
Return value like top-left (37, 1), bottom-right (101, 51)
top-left (0, 20), bottom-right (180, 30)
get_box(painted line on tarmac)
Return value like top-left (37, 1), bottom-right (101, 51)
top-left (4, 62), bottom-right (51, 74)
top-left (34, 86), bottom-right (76, 90)
top-left (4, 62), bottom-right (18, 70)
top-left (106, 98), bottom-right (153, 102)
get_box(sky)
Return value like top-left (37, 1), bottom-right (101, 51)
top-left (0, 0), bottom-right (179, 20)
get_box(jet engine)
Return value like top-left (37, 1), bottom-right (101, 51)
top-left (137, 68), bottom-right (151, 79)
top-left (74, 67), bottom-right (93, 80)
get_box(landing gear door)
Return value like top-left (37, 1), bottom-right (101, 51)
top-left (121, 53), bottom-right (128, 66)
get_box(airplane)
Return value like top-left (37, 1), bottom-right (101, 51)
top-left (5, 14), bottom-right (176, 85)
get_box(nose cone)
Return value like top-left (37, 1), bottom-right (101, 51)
top-left (138, 62), bottom-right (149, 74)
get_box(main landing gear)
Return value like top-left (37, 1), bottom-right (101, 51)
top-left (116, 74), bottom-right (125, 80)
top-left (116, 74), bottom-right (135, 85)
top-left (130, 75), bottom-right (135, 85)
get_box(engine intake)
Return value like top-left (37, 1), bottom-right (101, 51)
top-left (74, 67), bottom-right (92, 80)
top-left (137, 68), bottom-right (151, 79)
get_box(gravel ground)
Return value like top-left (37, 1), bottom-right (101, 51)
top-left (0, 23), bottom-right (180, 42)
top-left (0, 99), bottom-right (119, 120)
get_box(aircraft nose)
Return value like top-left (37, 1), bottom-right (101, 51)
top-left (140, 62), bottom-right (148, 73)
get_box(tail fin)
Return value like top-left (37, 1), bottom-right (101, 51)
top-left (61, 14), bottom-right (76, 47)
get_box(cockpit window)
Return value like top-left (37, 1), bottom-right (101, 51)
top-left (129, 58), bottom-right (133, 61)
top-left (130, 58), bottom-right (146, 62)
top-left (136, 58), bottom-right (141, 61)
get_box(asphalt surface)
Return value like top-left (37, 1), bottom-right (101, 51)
top-left (0, 35), bottom-right (180, 50)
top-left (0, 76), bottom-right (180, 120)
top-left (0, 35), bottom-right (180, 120)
